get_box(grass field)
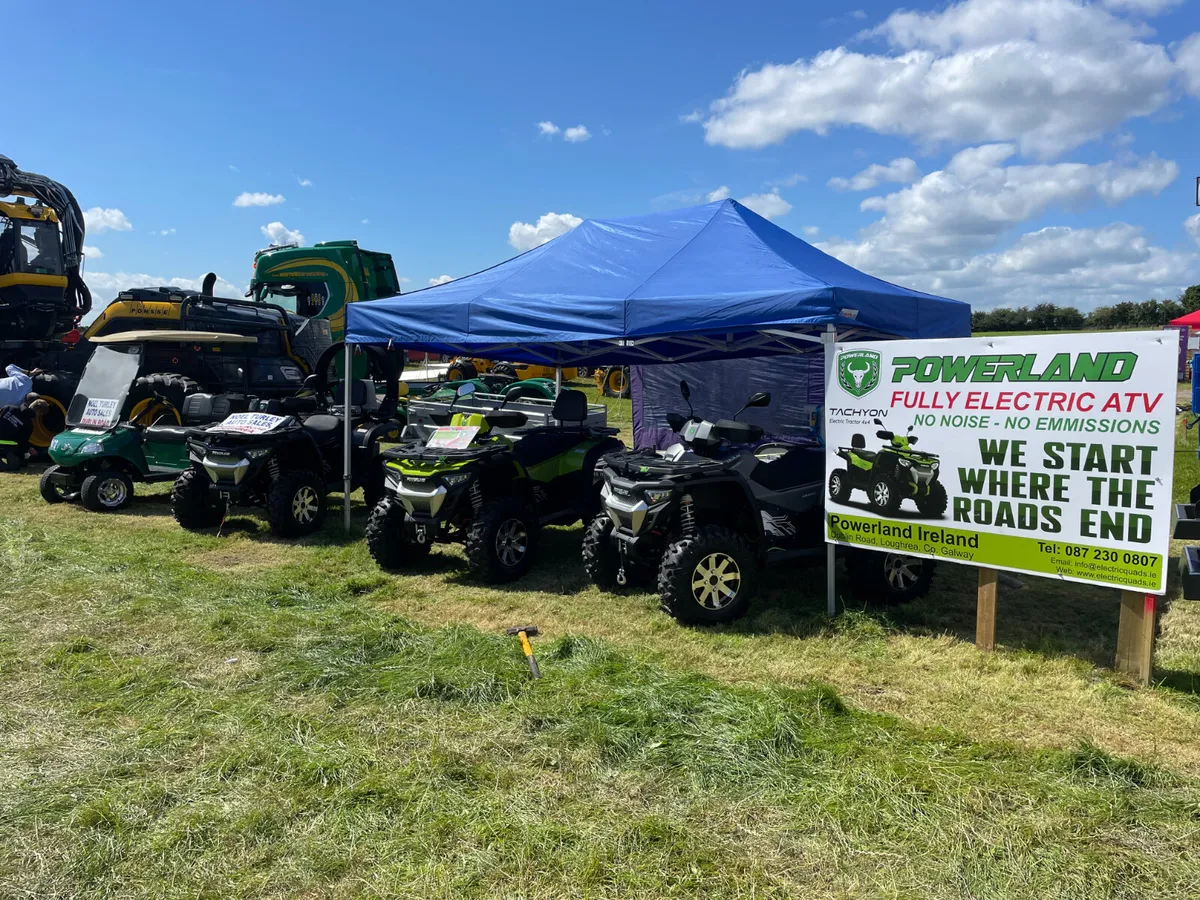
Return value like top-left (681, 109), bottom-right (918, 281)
top-left (1, 387), bottom-right (1199, 897)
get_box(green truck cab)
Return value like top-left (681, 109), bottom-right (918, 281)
top-left (249, 240), bottom-right (401, 342)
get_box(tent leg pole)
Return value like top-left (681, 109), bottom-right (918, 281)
top-left (343, 341), bottom-right (353, 533)
top-left (822, 324), bottom-right (837, 615)
top-left (555, 366), bottom-right (562, 396)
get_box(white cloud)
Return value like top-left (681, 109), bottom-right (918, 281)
top-left (82, 246), bottom-right (102, 259)
top-left (157, 228), bottom-right (176, 236)
top-left (261, 221), bottom-right (305, 246)
top-left (1102, 0), bottom-right (1183, 13)
top-left (508, 212), bottom-right (583, 251)
top-left (679, 110), bottom-right (704, 123)
top-left (706, 186), bottom-right (731, 202)
top-left (361, 218), bottom-right (370, 225)
top-left (564, 125), bottom-right (592, 143)
top-left (829, 157), bottom-right (920, 191)
top-left (1186, 213), bottom-right (1200, 248)
top-left (83, 208), bottom-right (132, 234)
top-left (771, 173), bottom-right (807, 188)
top-left (802, 226), bottom-right (820, 238)
top-left (83, 271), bottom-right (246, 310)
top-left (738, 191), bottom-right (792, 219)
top-left (1177, 33), bottom-right (1200, 96)
top-left (228, 164), bottom-right (239, 173)
top-left (537, 121), bottom-right (561, 135)
top-left (234, 191), bottom-right (285, 208)
top-left (297, 176), bottom-right (312, 187)
top-left (702, 0), bottom-right (1186, 158)
top-left (428, 275), bottom-right (455, 286)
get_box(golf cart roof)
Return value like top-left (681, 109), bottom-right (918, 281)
top-left (89, 330), bottom-right (259, 345)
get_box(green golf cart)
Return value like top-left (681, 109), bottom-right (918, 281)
top-left (41, 331), bottom-right (255, 511)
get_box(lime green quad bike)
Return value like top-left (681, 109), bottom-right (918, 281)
top-left (367, 383), bottom-right (623, 583)
top-left (40, 333), bottom-right (251, 511)
top-left (828, 418), bottom-right (947, 517)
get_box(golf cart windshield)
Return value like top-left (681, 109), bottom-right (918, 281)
top-left (257, 282), bottom-right (330, 318)
top-left (67, 345), bottom-right (142, 429)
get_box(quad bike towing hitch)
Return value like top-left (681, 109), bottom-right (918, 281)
top-left (507, 624), bottom-right (542, 679)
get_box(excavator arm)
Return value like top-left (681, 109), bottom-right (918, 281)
top-left (0, 154), bottom-right (91, 318)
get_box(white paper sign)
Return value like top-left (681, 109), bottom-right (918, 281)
top-left (79, 398), bottom-right (120, 428)
top-left (426, 425), bottom-right (480, 450)
top-left (824, 330), bottom-right (1176, 593)
top-left (211, 412), bottom-right (289, 435)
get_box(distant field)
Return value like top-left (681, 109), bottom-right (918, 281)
top-left (0, 382), bottom-right (1198, 897)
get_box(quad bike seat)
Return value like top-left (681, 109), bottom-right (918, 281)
top-left (850, 432), bottom-right (877, 462)
top-left (144, 424), bottom-right (192, 445)
top-left (302, 414), bottom-right (342, 443)
top-left (180, 393), bottom-right (237, 425)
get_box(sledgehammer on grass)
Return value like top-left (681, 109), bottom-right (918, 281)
top-left (506, 625), bottom-right (541, 679)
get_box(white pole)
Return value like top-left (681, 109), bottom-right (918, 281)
top-left (343, 341), bottom-right (354, 532)
top-left (555, 366), bottom-right (563, 395)
top-left (822, 325), bottom-right (837, 615)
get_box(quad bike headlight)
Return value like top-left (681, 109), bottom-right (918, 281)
top-left (899, 458), bottom-right (912, 468)
top-left (643, 488), bottom-right (672, 505)
top-left (442, 471), bottom-right (473, 487)
top-left (244, 448), bottom-right (273, 459)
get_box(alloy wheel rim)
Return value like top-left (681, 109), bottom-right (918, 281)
top-left (691, 552), bottom-right (741, 610)
top-left (872, 482), bottom-right (890, 506)
top-left (292, 486), bottom-right (320, 523)
top-left (884, 554), bottom-right (921, 591)
top-left (495, 518), bottom-right (528, 567)
top-left (831, 473), bottom-right (843, 494)
top-left (98, 477), bottom-right (128, 507)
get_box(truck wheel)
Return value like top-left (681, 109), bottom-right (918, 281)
top-left (0, 448), bottom-right (23, 471)
top-left (465, 499), bottom-right (538, 583)
top-left (869, 474), bottom-right (902, 515)
top-left (658, 525), bottom-right (757, 625)
top-left (916, 481), bottom-right (948, 518)
top-left (492, 362), bottom-right (517, 379)
top-left (80, 471), bottom-right (134, 512)
top-left (366, 497), bottom-right (430, 569)
top-left (172, 468), bottom-right (225, 530)
top-left (847, 548), bottom-right (935, 606)
top-left (827, 468), bottom-right (852, 504)
top-left (39, 466), bottom-right (72, 504)
top-left (602, 366), bottom-right (630, 398)
top-left (266, 469), bottom-right (327, 537)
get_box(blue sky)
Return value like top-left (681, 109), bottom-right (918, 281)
top-left (10, 0), bottom-right (1200, 311)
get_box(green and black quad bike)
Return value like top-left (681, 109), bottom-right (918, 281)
top-left (172, 343), bottom-right (402, 537)
top-left (584, 381), bottom-right (935, 625)
top-left (419, 373), bottom-right (558, 404)
top-left (368, 384), bottom-right (623, 582)
top-left (828, 418), bottom-right (946, 517)
top-left (40, 331), bottom-right (255, 511)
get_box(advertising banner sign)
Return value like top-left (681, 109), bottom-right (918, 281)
top-left (824, 331), bottom-right (1176, 593)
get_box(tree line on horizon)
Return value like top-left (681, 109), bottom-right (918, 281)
top-left (971, 284), bottom-right (1200, 333)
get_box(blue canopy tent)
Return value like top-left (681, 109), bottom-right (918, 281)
top-left (345, 199), bottom-right (969, 364)
top-left (341, 200), bottom-right (970, 541)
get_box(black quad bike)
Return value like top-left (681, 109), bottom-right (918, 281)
top-left (367, 385), bottom-right (623, 582)
top-left (829, 418), bottom-right (946, 517)
top-left (171, 343), bottom-right (402, 537)
top-left (584, 381), bottom-right (935, 624)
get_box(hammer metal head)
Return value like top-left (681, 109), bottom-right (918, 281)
top-left (506, 624), bottom-right (539, 637)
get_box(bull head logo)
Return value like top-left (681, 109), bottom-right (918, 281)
top-left (837, 349), bottom-right (880, 398)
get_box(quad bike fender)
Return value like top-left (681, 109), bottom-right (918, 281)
top-left (684, 473), bottom-right (765, 544)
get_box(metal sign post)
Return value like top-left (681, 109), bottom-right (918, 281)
top-left (822, 325), bottom-right (837, 616)
top-left (343, 341), bottom-right (353, 532)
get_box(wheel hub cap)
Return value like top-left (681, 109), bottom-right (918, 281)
top-left (495, 518), bottom-right (528, 567)
top-left (98, 478), bottom-right (127, 507)
top-left (873, 483), bottom-right (890, 505)
top-left (691, 552), bottom-right (741, 610)
top-left (293, 486), bottom-right (320, 523)
top-left (884, 554), bottom-right (921, 591)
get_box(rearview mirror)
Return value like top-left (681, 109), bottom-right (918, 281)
top-left (746, 392), bottom-right (771, 408)
top-left (679, 380), bottom-right (690, 399)
top-left (873, 417), bottom-right (884, 426)
top-left (456, 382), bottom-right (476, 397)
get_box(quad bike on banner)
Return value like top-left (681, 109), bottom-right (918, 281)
top-left (368, 383), bottom-right (622, 583)
top-left (584, 381), bottom-right (934, 624)
top-left (828, 419), bottom-right (946, 517)
top-left (39, 332), bottom-right (255, 511)
top-left (171, 343), bottom-right (402, 537)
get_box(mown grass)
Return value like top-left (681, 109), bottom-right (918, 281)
top-left (0, 385), bottom-right (1197, 896)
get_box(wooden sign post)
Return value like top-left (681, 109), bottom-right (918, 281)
top-left (1115, 591), bottom-right (1157, 684)
top-left (975, 568), bottom-right (998, 652)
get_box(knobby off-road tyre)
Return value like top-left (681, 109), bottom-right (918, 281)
top-left (915, 481), bottom-right (948, 518)
top-left (362, 467), bottom-right (387, 511)
top-left (869, 474), bottom-right (902, 515)
top-left (39, 465), bottom-right (70, 504)
top-left (172, 468), bottom-right (224, 529)
top-left (582, 514), bottom-right (655, 590)
top-left (465, 499), bottom-right (538, 583)
top-left (846, 548), bottom-right (935, 606)
top-left (446, 359), bottom-right (478, 383)
top-left (266, 469), bottom-right (327, 537)
top-left (366, 497), bottom-right (431, 569)
top-left (491, 362), bottom-right (517, 379)
top-left (658, 525), bottom-right (758, 625)
top-left (80, 471), bottom-right (134, 512)
top-left (827, 468), bottom-right (852, 504)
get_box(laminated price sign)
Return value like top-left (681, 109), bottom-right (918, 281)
top-left (824, 331), bottom-right (1176, 593)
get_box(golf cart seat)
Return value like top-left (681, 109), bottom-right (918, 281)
top-left (302, 414), bottom-right (342, 443)
top-left (851, 432), bottom-right (876, 462)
